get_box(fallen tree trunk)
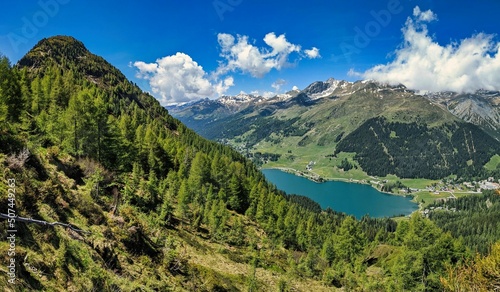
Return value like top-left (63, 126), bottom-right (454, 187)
top-left (0, 213), bottom-right (90, 234)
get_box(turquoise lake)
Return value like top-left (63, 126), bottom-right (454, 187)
top-left (261, 169), bottom-right (418, 219)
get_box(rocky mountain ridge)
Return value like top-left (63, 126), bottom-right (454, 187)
top-left (168, 78), bottom-right (500, 140)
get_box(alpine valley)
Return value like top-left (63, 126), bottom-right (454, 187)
top-left (1, 36), bottom-right (500, 292)
top-left (168, 78), bottom-right (500, 181)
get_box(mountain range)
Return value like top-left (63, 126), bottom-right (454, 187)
top-left (168, 78), bottom-right (500, 180)
top-left (168, 78), bottom-right (500, 139)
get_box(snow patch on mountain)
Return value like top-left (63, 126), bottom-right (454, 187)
top-left (219, 93), bottom-right (262, 105)
top-left (302, 78), bottom-right (353, 100)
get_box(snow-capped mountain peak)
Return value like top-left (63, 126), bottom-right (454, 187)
top-left (219, 93), bottom-right (263, 105)
top-left (301, 78), bottom-right (353, 99)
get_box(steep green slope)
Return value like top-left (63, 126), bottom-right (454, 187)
top-left (2, 36), bottom-right (334, 290)
top-left (0, 36), bottom-right (497, 291)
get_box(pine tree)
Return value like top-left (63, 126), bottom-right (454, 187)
top-left (0, 56), bottom-right (23, 123)
top-left (321, 235), bottom-right (336, 265)
top-left (159, 189), bottom-right (174, 226)
top-left (334, 216), bottom-right (365, 264)
top-left (30, 76), bottom-right (44, 115)
top-left (93, 92), bottom-right (107, 163)
top-left (188, 152), bottom-right (209, 203)
top-left (228, 174), bottom-right (243, 212)
top-left (177, 180), bottom-right (190, 220)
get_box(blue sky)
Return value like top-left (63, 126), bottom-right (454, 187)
top-left (1, 0), bottom-right (500, 104)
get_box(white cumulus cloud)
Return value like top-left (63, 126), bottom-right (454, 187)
top-left (413, 6), bottom-right (437, 22)
top-left (215, 76), bottom-right (234, 96)
top-left (304, 47), bottom-right (321, 59)
top-left (134, 32), bottom-right (320, 104)
top-left (134, 52), bottom-right (233, 105)
top-left (357, 6), bottom-right (500, 93)
top-left (216, 32), bottom-right (318, 78)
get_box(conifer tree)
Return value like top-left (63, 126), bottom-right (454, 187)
top-left (228, 174), bottom-right (244, 212)
top-left (334, 216), bottom-right (365, 264)
top-left (177, 180), bottom-right (190, 220)
top-left (0, 56), bottom-right (23, 123)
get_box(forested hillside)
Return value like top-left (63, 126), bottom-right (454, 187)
top-left (335, 117), bottom-right (500, 179)
top-left (427, 190), bottom-right (500, 254)
top-left (0, 36), bottom-right (499, 291)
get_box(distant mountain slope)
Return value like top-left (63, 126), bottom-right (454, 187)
top-left (170, 79), bottom-right (500, 180)
top-left (169, 79), bottom-right (447, 140)
top-left (426, 91), bottom-right (500, 140)
top-left (167, 89), bottom-right (301, 139)
top-left (335, 117), bottom-right (499, 179)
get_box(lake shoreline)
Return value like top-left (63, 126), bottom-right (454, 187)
top-left (261, 168), bottom-right (419, 218)
top-left (261, 166), bottom-right (414, 199)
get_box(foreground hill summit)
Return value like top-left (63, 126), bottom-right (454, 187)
top-left (169, 78), bottom-right (500, 180)
top-left (1, 36), bottom-right (499, 291)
